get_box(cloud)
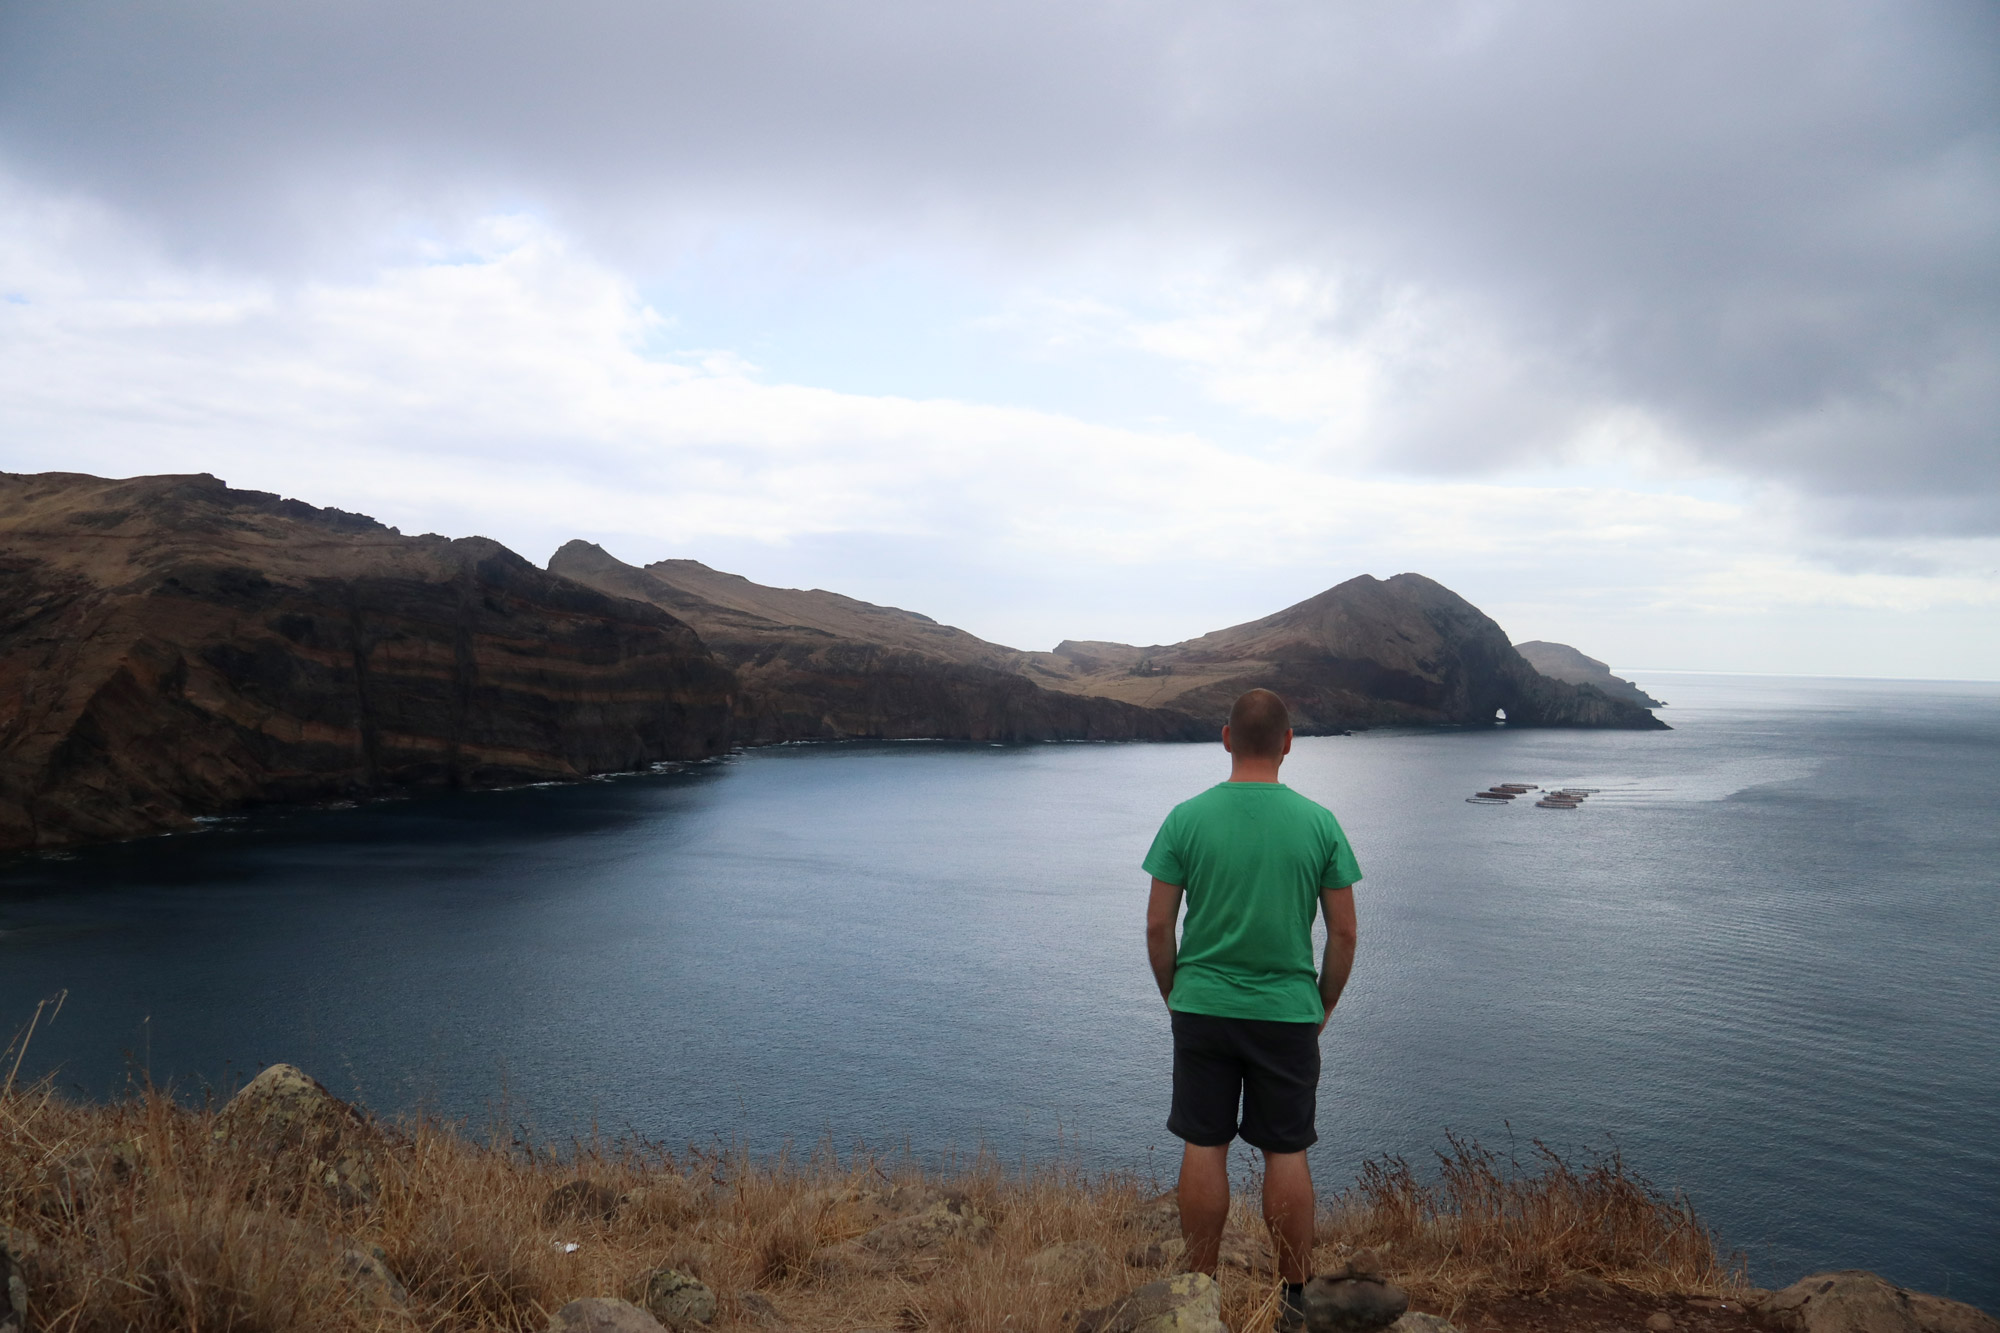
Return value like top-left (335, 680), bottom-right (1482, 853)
top-left (2, 0), bottom-right (1992, 533)
top-left (3, 191), bottom-right (1992, 663)
top-left (0, 2), bottom-right (1995, 673)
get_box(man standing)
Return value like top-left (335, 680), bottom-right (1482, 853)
top-left (1143, 688), bottom-right (1360, 1316)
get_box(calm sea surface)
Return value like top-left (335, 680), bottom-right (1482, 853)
top-left (3, 673), bottom-right (1997, 1306)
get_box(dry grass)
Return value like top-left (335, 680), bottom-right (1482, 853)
top-left (1326, 1133), bottom-right (1743, 1316)
top-left (0, 1077), bottom-right (1741, 1333)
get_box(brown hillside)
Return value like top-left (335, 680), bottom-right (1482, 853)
top-left (0, 472), bottom-right (735, 853)
top-left (1044, 574), bottom-right (1667, 732)
top-left (548, 542), bottom-right (1206, 744)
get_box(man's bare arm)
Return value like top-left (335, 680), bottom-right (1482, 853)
top-left (1318, 885), bottom-right (1358, 1031)
top-left (1146, 878), bottom-right (1185, 1005)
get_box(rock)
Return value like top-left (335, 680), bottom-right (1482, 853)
top-left (620, 1177), bottom-right (699, 1226)
top-left (1562, 1273), bottom-right (1617, 1298)
top-left (548, 1297), bottom-right (669, 1333)
top-left (642, 1269), bottom-right (716, 1329)
top-left (339, 1246), bottom-right (410, 1308)
top-left (1328, 1248), bottom-right (1389, 1281)
top-left (1388, 1316), bottom-right (1459, 1333)
top-left (1125, 1193), bottom-right (1182, 1239)
top-left (543, 1180), bottom-right (624, 1225)
top-left (1758, 1272), bottom-right (2000, 1333)
top-left (1073, 1272), bottom-right (1227, 1333)
top-left (1647, 1314), bottom-right (1676, 1331)
top-left (1908, 1294), bottom-right (2000, 1333)
top-left (735, 1292), bottom-right (786, 1328)
top-left (1028, 1240), bottom-right (1115, 1289)
top-left (881, 1181), bottom-right (949, 1214)
top-left (797, 1184), bottom-right (901, 1233)
top-left (1211, 1225), bottom-right (1273, 1273)
top-left (212, 1064), bottom-right (383, 1207)
top-left (1, 1230), bottom-right (29, 1333)
top-left (660, 1242), bottom-right (715, 1277)
top-left (1300, 1276), bottom-right (1410, 1333)
top-left (1116, 1194), bottom-right (1266, 1272)
top-left (56, 1138), bottom-right (144, 1210)
top-left (1125, 1237), bottom-right (1186, 1268)
top-left (230, 1213), bottom-right (408, 1312)
top-left (820, 1195), bottom-right (992, 1273)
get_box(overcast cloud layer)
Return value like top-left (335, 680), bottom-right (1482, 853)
top-left (2, 0), bottom-right (1996, 675)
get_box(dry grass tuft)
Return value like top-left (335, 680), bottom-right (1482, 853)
top-left (1, 1078), bottom-right (1740, 1333)
top-left (1323, 1133), bottom-right (1741, 1316)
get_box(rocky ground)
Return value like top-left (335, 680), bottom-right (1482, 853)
top-left (2, 1064), bottom-right (1989, 1333)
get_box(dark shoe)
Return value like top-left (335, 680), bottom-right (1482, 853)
top-left (1277, 1284), bottom-right (1308, 1333)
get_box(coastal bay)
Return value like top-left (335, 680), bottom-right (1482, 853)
top-left (3, 673), bottom-right (1996, 1309)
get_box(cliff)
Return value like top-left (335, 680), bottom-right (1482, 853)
top-left (547, 541), bottom-right (1207, 743)
top-left (1513, 640), bottom-right (1666, 709)
top-left (548, 548), bottom-right (1663, 739)
top-left (1039, 574), bottom-right (1669, 732)
top-left (0, 472), bottom-right (1667, 854)
top-left (0, 472), bottom-right (735, 854)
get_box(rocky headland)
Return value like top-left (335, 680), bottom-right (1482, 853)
top-left (1040, 576), bottom-right (1668, 733)
top-left (2, 1062), bottom-right (1989, 1333)
top-left (0, 471), bottom-right (1668, 853)
top-left (1512, 641), bottom-right (1666, 710)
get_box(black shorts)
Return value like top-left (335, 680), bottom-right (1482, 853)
top-left (1168, 1010), bottom-right (1321, 1153)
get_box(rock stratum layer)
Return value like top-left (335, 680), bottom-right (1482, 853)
top-left (548, 542), bottom-right (1207, 744)
top-left (0, 472), bottom-right (733, 853)
top-left (1, 471), bottom-right (1666, 852)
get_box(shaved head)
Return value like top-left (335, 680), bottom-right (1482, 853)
top-left (1227, 689), bottom-right (1291, 759)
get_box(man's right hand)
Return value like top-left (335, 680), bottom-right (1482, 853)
top-left (1316, 885), bottom-right (1357, 1031)
top-left (1146, 878), bottom-right (1184, 1005)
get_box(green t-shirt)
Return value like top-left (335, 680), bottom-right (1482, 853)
top-left (1142, 781), bottom-right (1362, 1024)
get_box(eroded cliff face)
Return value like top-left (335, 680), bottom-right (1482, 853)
top-left (548, 542), bottom-right (1208, 744)
top-left (0, 473), bottom-right (735, 853)
top-left (1043, 574), bottom-right (1669, 732)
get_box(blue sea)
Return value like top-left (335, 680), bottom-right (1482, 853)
top-left (3, 673), bottom-right (1996, 1307)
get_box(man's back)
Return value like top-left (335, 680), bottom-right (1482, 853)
top-left (1144, 782), bottom-right (1361, 1024)
top-left (1141, 687), bottom-right (1362, 1296)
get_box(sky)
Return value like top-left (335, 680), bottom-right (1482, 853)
top-left (1, 1), bottom-right (1996, 677)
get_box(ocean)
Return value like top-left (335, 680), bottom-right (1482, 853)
top-left (2, 672), bottom-right (1996, 1306)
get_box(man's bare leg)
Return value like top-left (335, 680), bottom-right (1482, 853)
top-left (1177, 1142), bottom-right (1230, 1275)
top-left (1262, 1149), bottom-right (1316, 1284)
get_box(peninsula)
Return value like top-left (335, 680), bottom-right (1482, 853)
top-left (0, 471), bottom-right (1666, 853)
top-left (1513, 641), bottom-right (1666, 709)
